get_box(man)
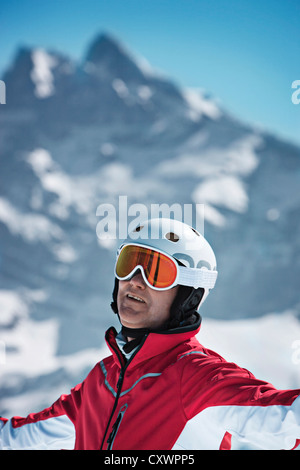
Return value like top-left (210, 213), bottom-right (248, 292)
top-left (1, 217), bottom-right (300, 450)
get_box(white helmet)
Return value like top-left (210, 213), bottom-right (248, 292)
top-left (111, 218), bottom-right (218, 328)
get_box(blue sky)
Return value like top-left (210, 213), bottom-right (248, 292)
top-left (0, 0), bottom-right (299, 145)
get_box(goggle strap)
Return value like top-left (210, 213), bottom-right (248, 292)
top-left (178, 266), bottom-right (218, 289)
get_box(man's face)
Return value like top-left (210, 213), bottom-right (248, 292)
top-left (117, 270), bottom-right (179, 330)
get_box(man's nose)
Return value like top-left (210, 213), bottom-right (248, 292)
top-left (129, 270), bottom-right (146, 289)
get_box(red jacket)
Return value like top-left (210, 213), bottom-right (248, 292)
top-left (1, 322), bottom-right (300, 450)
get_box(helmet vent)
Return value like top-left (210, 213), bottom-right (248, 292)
top-left (190, 227), bottom-right (200, 236)
top-left (133, 225), bottom-right (144, 232)
top-left (165, 232), bottom-right (179, 242)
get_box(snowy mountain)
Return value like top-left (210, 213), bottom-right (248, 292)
top-left (0, 33), bottom-right (300, 421)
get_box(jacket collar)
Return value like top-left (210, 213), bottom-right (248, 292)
top-left (105, 313), bottom-right (201, 368)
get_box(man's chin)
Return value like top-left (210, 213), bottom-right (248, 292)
top-left (118, 306), bottom-right (146, 328)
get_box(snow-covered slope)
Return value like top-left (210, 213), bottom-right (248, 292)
top-left (0, 33), bottom-right (300, 423)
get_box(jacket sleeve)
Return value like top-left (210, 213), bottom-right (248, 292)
top-left (180, 352), bottom-right (300, 450)
top-left (0, 382), bottom-right (83, 450)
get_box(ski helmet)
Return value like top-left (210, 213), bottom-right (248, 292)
top-left (111, 218), bottom-right (218, 329)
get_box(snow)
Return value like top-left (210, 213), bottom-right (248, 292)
top-left (193, 175), bottom-right (249, 215)
top-left (0, 193), bottom-right (77, 266)
top-left (183, 88), bottom-right (222, 121)
top-left (1, 323), bottom-right (109, 417)
top-left (227, 134), bottom-right (261, 175)
top-left (25, 148), bottom-right (160, 221)
top-left (156, 134), bottom-right (261, 180)
top-left (133, 53), bottom-right (166, 80)
top-left (25, 148), bottom-right (97, 218)
top-left (266, 207), bottom-right (281, 222)
top-left (112, 78), bottom-right (129, 99)
top-left (1, 312), bottom-right (105, 379)
top-left (30, 49), bottom-right (57, 99)
top-left (151, 119), bottom-right (167, 135)
top-left (112, 79), bottom-right (153, 105)
top-left (0, 287), bottom-right (109, 415)
top-left (51, 243), bottom-right (78, 264)
top-left (198, 204), bottom-right (226, 228)
top-left (0, 290), bottom-right (29, 327)
top-left (98, 162), bottom-right (163, 199)
top-left (0, 197), bottom-right (63, 243)
top-left (26, 147), bottom-right (53, 173)
top-left (155, 133), bottom-right (261, 227)
top-left (100, 142), bottom-right (116, 157)
top-left (164, 131), bottom-right (259, 225)
top-left (137, 85), bottom-right (152, 102)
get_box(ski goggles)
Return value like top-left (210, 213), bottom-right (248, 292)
top-left (114, 243), bottom-right (218, 291)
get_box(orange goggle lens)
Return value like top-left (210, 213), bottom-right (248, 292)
top-left (115, 245), bottom-right (178, 289)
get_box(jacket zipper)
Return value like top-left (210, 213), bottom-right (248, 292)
top-left (100, 333), bottom-right (148, 450)
top-left (106, 404), bottom-right (128, 450)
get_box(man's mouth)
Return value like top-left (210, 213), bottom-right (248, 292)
top-left (126, 294), bottom-right (145, 303)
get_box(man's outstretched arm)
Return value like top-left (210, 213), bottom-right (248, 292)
top-left (0, 383), bottom-right (83, 450)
